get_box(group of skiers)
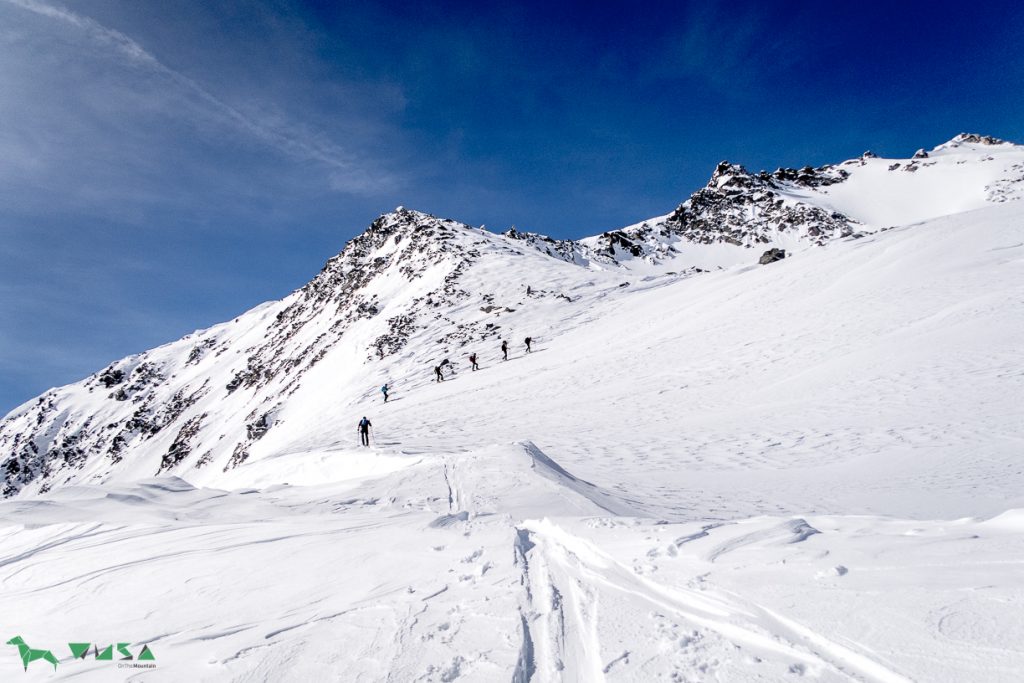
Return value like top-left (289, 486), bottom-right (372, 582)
top-left (359, 337), bottom-right (535, 445)
top-left (500, 337), bottom-right (531, 360)
top-left (406, 338), bottom-right (534, 390)
top-left (433, 338), bottom-right (532, 383)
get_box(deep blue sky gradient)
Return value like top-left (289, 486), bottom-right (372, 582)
top-left (1, 0), bottom-right (1023, 413)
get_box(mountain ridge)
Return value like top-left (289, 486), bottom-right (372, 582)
top-left (2, 133), bottom-right (1022, 497)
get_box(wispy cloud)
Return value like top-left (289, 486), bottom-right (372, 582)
top-left (1, 0), bottom-right (396, 194)
top-left (652, 2), bottom-right (800, 95)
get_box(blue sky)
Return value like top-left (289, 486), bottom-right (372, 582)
top-left (1, 0), bottom-right (1022, 414)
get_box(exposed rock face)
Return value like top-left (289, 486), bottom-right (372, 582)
top-left (98, 368), bottom-right (125, 388)
top-left (663, 161), bottom-right (857, 249)
top-left (502, 227), bottom-right (587, 264)
top-left (759, 248), bottom-right (787, 265)
top-left (593, 230), bottom-right (645, 258)
top-left (160, 414), bottom-right (207, 473)
top-left (947, 133), bottom-right (1007, 147)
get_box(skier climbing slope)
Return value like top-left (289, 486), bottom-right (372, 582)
top-left (357, 416), bottom-right (372, 446)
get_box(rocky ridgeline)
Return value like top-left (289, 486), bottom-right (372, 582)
top-left (502, 227), bottom-right (585, 264)
top-left (485, 134), bottom-right (1020, 268)
top-left (505, 160), bottom-right (862, 269)
top-left (218, 209), bottom-right (495, 470)
top-left (941, 133), bottom-right (1009, 149)
top-left (603, 160), bottom-right (861, 262)
top-left (229, 208), bottom-right (479, 391)
top-left (663, 161), bottom-right (858, 247)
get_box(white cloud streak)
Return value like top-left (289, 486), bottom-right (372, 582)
top-left (2, 0), bottom-right (393, 193)
top-left (652, 2), bottom-right (798, 96)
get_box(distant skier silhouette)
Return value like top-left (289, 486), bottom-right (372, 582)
top-left (434, 365), bottom-right (444, 382)
top-left (469, 353), bottom-right (479, 371)
top-left (357, 416), bottom-right (372, 447)
top-left (501, 340), bottom-right (508, 361)
top-left (524, 337), bottom-right (532, 353)
top-left (381, 383), bottom-right (390, 403)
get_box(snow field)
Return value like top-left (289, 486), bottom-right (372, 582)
top-left (2, 440), bottom-right (1022, 680)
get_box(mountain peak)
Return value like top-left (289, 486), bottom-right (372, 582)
top-left (931, 133), bottom-right (1016, 154)
top-left (709, 160), bottom-right (753, 188)
top-left (380, 205), bottom-right (440, 222)
top-left (368, 207), bottom-right (462, 235)
top-left (948, 133), bottom-right (1008, 146)
top-left (308, 208), bottom-right (476, 305)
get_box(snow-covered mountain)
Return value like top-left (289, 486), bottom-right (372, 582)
top-left (1, 134), bottom-right (1023, 681)
top-left (4, 133), bottom-right (1022, 498)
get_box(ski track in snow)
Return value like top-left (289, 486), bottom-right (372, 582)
top-left (2, 443), bottom-right (1022, 680)
top-left (516, 518), bottom-right (913, 683)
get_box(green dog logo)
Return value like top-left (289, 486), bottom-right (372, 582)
top-left (6, 636), bottom-right (58, 672)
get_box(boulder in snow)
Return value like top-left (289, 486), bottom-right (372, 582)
top-left (759, 248), bottom-right (786, 265)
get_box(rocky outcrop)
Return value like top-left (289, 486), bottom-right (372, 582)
top-left (98, 367), bottom-right (125, 388)
top-left (663, 161), bottom-right (857, 248)
top-left (946, 133), bottom-right (1007, 147)
top-left (160, 414), bottom-right (207, 473)
top-left (759, 248), bottom-right (786, 265)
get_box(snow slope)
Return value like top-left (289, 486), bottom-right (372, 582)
top-left (1, 135), bottom-right (1023, 681)
top-left (789, 135), bottom-right (1024, 227)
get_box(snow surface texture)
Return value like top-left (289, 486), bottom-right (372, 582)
top-left (1, 134), bottom-right (1023, 681)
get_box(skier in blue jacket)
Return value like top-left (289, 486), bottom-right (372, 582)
top-left (357, 417), bottom-right (372, 446)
